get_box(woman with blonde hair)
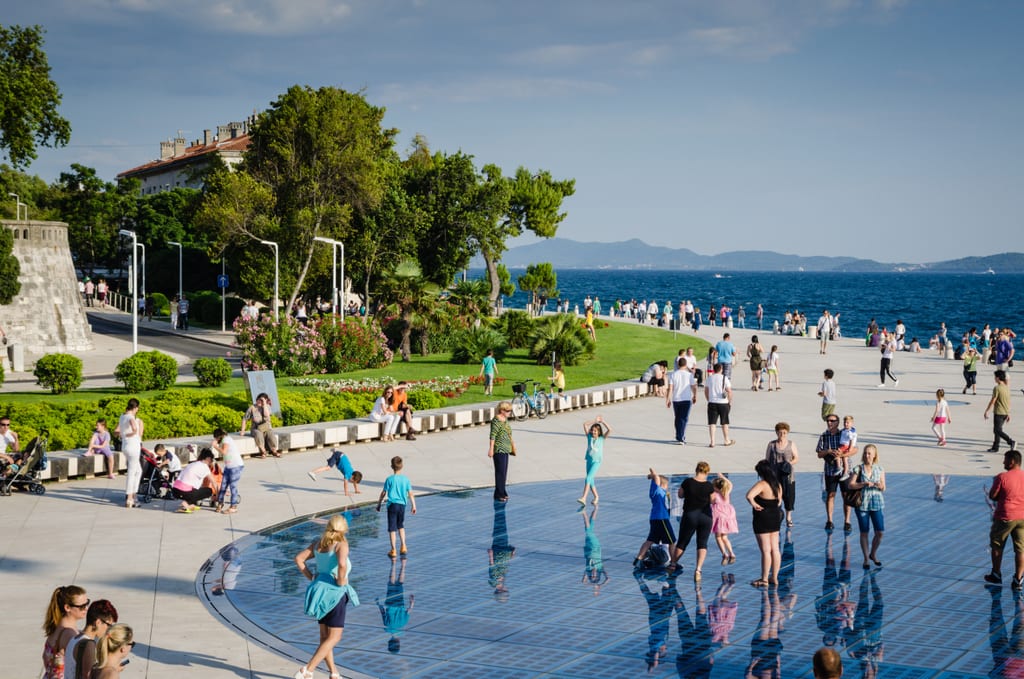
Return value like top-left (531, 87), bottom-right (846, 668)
top-left (91, 623), bottom-right (134, 678)
top-left (42, 585), bottom-right (89, 679)
top-left (847, 444), bottom-right (886, 569)
top-left (293, 514), bottom-right (360, 679)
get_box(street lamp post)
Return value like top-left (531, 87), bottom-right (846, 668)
top-left (167, 241), bottom-right (183, 321)
top-left (7, 193), bottom-right (26, 220)
top-left (259, 240), bottom-right (279, 319)
top-left (137, 243), bottom-right (146, 315)
top-left (313, 237), bottom-right (344, 322)
top-left (118, 229), bottom-right (139, 354)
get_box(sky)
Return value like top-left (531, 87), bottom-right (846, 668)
top-left (6, 0), bottom-right (1023, 263)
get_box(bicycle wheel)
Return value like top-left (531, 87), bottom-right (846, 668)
top-left (534, 391), bottom-right (550, 419)
top-left (511, 394), bottom-right (529, 422)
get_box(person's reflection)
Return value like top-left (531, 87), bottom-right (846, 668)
top-left (488, 500), bottom-right (516, 602)
top-left (847, 572), bottom-right (884, 678)
top-left (635, 568), bottom-right (680, 673)
top-left (932, 474), bottom-right (950, 502)
top-left (709, 574), bottom-right (738, 650)
top-left (676, 578), bottom-right (714, 678)
top-left (211, 544), bottom-right (241, 596)
top-left (778, 527), bottom-right (798, 619)
top-left (581, 506), bottom-right (610, 595)
top-left (377, 557), bottom-right (414, 654)
top-left (988, 587), bottom-right (1024, 677)
top-left (745, 587), bottom-right (784, 679)
top-left (815, 532), bottom-right (852, 654)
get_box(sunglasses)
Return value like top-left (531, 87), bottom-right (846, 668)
top-left (827, 419), bottom-right (839, 424)
top-left (69, 599), bottom-right (90, 609)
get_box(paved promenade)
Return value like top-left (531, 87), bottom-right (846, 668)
top-left (0, 315), bottom-right (1016, 677)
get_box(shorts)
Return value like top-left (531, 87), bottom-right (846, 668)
top-left (707, 402), bottom-right (730, 425)
top-left (824, 474), bottom-right (842, 494)
top-left (484, 374), bottom-right (494, 389)
top-left (646, 518), bottom-right (676, 545)
top-left (933, 416), bottom-right (948, 424)
top-left (990, 519), bottom-right (1024, 554)
top-left (855, 508), bottom-right (885, 533)
top-left (325, 449), bottom-right (343, 468)
top-left (650, 377), bottom-right (665, 387)
top-left (387, 503), bottom-right (407, 532)
top-left (821, 403), bottom-right (836, 421)
top-left (318, 593), bottom-right (349, 628)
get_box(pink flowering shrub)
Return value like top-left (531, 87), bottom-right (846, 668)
top-left (233, 314), bottom-right (326, 376)
top-left (316, 317), bottom-right (393, 373)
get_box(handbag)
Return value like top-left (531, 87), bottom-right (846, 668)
top-left (840, 469), bottom-right (863, 508)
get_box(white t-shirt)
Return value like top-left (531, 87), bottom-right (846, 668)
top-left (177, 461), bottom-right (211, 490)
top-left (1, 430), bottom-right (16, 454)
top-left (218, 435), bottom-right (244, 469)
top-left (370, 396), bottom-right (391, 422)
top-left (668, 369), bottom-right (696, 402)
top-left (820, 380), bottom-right (837, 405)
top-left (706, 374), bottom-right (731, 404)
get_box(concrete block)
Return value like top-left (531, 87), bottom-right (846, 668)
top-left (453, 410), bottom-right (473, 427)
top-left (353, 421), bottom-right (383, 442)
top-left (279, 429), bottom-right (316, 451)
top-left (318, 426), bottom-right (350, 446)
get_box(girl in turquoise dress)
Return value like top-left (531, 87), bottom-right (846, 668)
top-left (578, 416), bottom-right (612, 506)
top-left (294, 514), bottom-right (359, 679)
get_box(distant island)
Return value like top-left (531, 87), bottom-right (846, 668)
top-left (480, 238), bottom-right (1024, 273)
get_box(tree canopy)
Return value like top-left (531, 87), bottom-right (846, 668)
top-left (0, 25), bottom-right (70, 169)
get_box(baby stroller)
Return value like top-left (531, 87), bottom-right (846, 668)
top-left (1, 430), bottom-right (48, 496)
top-left (138, 447), bottom-right (175, 503)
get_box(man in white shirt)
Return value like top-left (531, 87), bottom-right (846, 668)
top-left (705, 363), bottom-right (735, 447)
top-left (817, 311), bottom-right (832, 355)
top-left (666, 362), bottom-right (698, 444)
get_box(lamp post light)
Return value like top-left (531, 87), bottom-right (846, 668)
top-left (167, 241), bottom-right (183, 313)
top-left (137, 242), bottom-right (146, 309)
top-left (118, 229), bottom-right (139, 354)
top-left (7, 193), bottom-right (26, 220)
top-left (313, 236), bottom-right (345, 322)
top-left (259, 239), bottom-right (279, 319)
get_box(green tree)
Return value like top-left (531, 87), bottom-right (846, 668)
top-left (0, 163), bottom-right (55, 220)
top-left (241, 85), bottom-right (396, 310)
top-left (0, 25), bottom-right (71, 169)
top-left (378, 259), bottom-right (441, 361)
top-left (0, 225), bottom-right (20, 303)
top-left (53, 164), bottom-right (136, 276)
top-left (517, 262), bottom-right (559, 312)
top-left (447, 278), bottom-right (491, 328)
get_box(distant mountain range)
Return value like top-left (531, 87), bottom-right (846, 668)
top-left (480, 238), bottom-right (1024, 273)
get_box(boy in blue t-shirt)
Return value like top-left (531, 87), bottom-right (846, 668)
top-left (308, 448), bottom-right (363, 495)
top-left (377, 456), bottom-right (417, 558)
top-left (633, 467), bottom-right (676, 567)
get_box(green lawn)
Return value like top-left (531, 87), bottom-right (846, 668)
top-left (2, 321), bottom-right (710, 406)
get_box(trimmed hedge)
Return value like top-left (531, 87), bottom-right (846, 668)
top-left (33, 353), bottom-right (84, 394)
top-left (193, 357), bottom-right (232, 387)
top-left (113, 351), bottom-right (178, 392)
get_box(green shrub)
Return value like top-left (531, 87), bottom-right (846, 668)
top-left (189, 290), bottom-right (222, 324)
top-left (318, 317), bottom-right (394, 373)
top-left (407, 389), bottom-right (446, 410)
top-left (233, 314), bottom-right (325, 376)
top-left (451, 327), bottom-right (507, 364)
top-left (114, 354), bottom-right (152, 393)
top-left (528, 313), bottom-right (596, 366)
top-left (193, 357), bottom-right (232, 387)
top-left (0, 359), bottom-right (4, 387)
top-left (497, 310), bottom-right (533, 349)
top-left (149, 292), bottom-right (169, 316)
top-left (144, 351), bottom-right (178, 389)
top-left (33, 353), bottom-right (84, 394)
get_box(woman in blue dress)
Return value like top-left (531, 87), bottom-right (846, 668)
top-left (578, 416), bottom-right (612, 506)
top-left (293, 514), bottom-right (359, 679)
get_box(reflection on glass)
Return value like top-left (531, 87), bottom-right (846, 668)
top-left (376, 557), bottom-right (414, 654)
top-left (847, 572), bottom-right (883, 679)
top-left (635, 569), bottom-right (679, 673)
top-left (488, 500), bottom-right (515, 602)
top-left (709, 574), bottom-right (738, 650)
top-left (581, 506), bottom-right (609, 595)
top-left (932, 473), bottom-right (949, 502)
top-left (815, 533), bottom-right (852, 652)
top-left (211, 544), bottom-right (241, 596)
top-left (988, 587), bottom-right (1024, 677)
top-left (746, 588), bottom-right (784, 679)
top-left (676, 578), bottom-right (714, 678)
top-left (778, 528), bottom-right (798, 621)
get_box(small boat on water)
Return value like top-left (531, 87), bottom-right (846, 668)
top-left (985, 268), bottom-right (996, 274)
top-left (713, 274), bottom-right (724, 279)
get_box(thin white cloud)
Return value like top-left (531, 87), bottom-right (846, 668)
top-left (375, 76), bottom-right (615, 106)
top-left (79, 0), bottom-right (354, 35)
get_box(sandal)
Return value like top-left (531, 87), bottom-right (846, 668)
top-left (750, 579), bottom-right (769, 588)
top-left (727, 555), bottom-right (736, 564)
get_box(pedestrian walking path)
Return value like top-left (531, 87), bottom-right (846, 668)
top-left (0, 314), bottom-right (1018, 677)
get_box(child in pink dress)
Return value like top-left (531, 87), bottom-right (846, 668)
top-left (710, 476), bottom-right (739, 564)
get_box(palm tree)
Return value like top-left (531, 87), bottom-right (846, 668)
top-left (447, 278), bottom-right (492, 328)
top-left (378, 259), bottom-right (441, 361)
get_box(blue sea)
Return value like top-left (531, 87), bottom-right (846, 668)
top-left (481, 270), bottom-right (1024, 347)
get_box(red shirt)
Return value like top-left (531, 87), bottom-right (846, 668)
top-left (992, 467), bottom-right (1024, 521)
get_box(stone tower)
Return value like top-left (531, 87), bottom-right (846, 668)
top-left (1, 220), bottom-right (93, 355)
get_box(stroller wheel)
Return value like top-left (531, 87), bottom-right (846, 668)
top-left (140, 494), bottom-right (152, 504)
top-left (30, 484), bottom-right (45, 495)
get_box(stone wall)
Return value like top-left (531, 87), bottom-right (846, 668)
top-left (1, 220), bottom-right (93, 356)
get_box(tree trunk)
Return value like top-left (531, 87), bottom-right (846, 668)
top-left (484, 253), bottom-right (500, 311)
top-left (400, 312), bottom-right (412, 361)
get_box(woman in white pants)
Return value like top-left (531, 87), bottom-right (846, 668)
top-left (116, 398), bottom-right (143, 508)
top-left (370, 386), bottom-right (402, 441)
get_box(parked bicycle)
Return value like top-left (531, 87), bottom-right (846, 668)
top-left (511, 380), bottom-right (550, 421)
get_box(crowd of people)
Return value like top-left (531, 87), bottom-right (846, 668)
top-left (41, 586), bottom-right (129, 679)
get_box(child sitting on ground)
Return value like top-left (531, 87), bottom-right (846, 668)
top-left (308, 448), bottom-right (363, 495)
top-left (634, 467), bottom-right (676, 568)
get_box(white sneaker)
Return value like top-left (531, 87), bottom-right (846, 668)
top-left (877, 384), bottom-right (885, 388)
top-left (307, 472), bottom-right (317, 482)
top-left (894, 379), bottom-right (900, 386)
